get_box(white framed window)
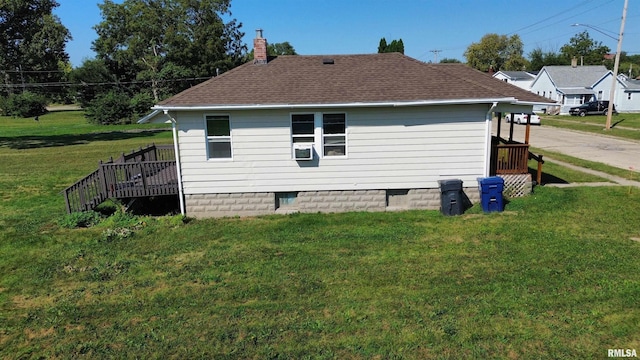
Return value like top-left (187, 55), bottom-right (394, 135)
top-left (291, 114), bottom-right (315, 144)
top-left (206, 115), bottom-right (232, 159)
top-left (322, 113), bottom-right (346, 157)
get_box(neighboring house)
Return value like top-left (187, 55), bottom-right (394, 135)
top-left (492, 71), bottom-right (536, 91)
top-left (140, 30), bottom-right (553, 218)
top-left (530, 65), bottom-right (614, 114)
top-left (614, 74), bottom-right (640, 113)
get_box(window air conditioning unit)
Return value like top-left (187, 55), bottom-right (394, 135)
top-left (293, 143), bottom-right (313, 160)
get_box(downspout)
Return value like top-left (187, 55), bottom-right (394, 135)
top-left (164, 110), bottom-right (186, 215)
top-left (484, 102), bottom-right (498, 177)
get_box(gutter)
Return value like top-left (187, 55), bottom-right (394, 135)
top-left (484, 102), bottom-right (498, 178)
top-left (163, 110), bottom-right (186, 216)
top-left (152, 98), bottom-right (523, 112)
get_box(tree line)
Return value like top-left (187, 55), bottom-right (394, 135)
top-left (463, 32), bottom-right (640, 75)
top-left (2, 1), bottom-right (639, 122)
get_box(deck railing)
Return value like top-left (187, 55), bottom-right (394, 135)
top-left (103, 161), bottom-right (177, 199)
top-left (63, 168), bottom-right (108, 213)
top-left (63, 144), bottom-right (177, 213)
top-left (491, 137), bottom-right (544, 185)
top-left (495, 143), bottom-right (530, 174)
top-left (113, 144), bottom-right (175, 163)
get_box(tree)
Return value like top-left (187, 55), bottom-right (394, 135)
top-left (439, 58), bottom-right (462, 63)
top-left (617, 53), bottom-right (640, 78)
top-left (269, 42), bottom-right (297, 56)
top-left (560, 31), bottom-right (610, 65)
top-left (464, 34), bottom-right (528, 72)
top-left (528, 47), bottom-right (567, 71)
top-left (378, 38), bottom-right (387, 53)
top-left (69, 59), bottom-right (117, 108)
top-left (246, 41), bottom-right (297, 60)
top-left (84, 89), bottom-right (133, 125)
top-left (0, 0), bottom-right (71, 98)
top-left (0, 91), bottom-right (48, 117)
top-left (92, 0), bottom-right (246, 102)
top-left (378, 37), bottom-right (404, 54)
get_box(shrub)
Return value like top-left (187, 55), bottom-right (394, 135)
top-left (130, 91), bottom-right (155, 119)
top-left (0, 91), bottom-right (48, 118)
top-left (84, 90), bottom-right (133, 125)
top-left (58, 211), bottom-right (103, 228)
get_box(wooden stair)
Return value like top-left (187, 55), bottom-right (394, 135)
top-left (63, 144), bottom-right (178, 213)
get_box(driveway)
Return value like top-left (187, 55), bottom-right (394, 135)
top-left (493, 119), bottom-right (640, 172)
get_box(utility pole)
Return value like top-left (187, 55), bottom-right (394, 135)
top-left (18, 64), bottom-right (25, 93)
top-left (430, 49), bottom-right (442, 63)
top-left (606, 0), bottom-right (628, 131)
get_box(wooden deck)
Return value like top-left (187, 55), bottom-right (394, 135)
top-left (63, 144), bottom-right (178, 213)
top-left (491, 112), bottom-right (545, 185)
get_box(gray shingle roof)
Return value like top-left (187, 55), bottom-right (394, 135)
top-left (623, 78), bottom-right (640, 91)
top-left (499, 71), bottom-right (536, 80)
top-left (542, 65), bottom-right (609, 88)
top-left (158, 53), bottom-right (551, 107)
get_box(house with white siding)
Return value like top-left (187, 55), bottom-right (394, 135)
top-left (529, 65), bottom-right (609, 114)
top-left (611, 74), bottom-right (640, 113)
top-left (528, 64), bottom-right (640, 114)
top-left (492, 71), bottom-right (536, 90)
top-left (141, 30), bottom-right (553, 218)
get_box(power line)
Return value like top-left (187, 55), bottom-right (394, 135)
top-left (506, 0), bottom-right (603, 36)
top-left (0, 69), bottom-right (66, 74)
top-left (0, 75), bottom-right (213, 89)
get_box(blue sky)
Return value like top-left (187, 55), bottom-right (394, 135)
top-left (54, 0), bottom-right (639, 67)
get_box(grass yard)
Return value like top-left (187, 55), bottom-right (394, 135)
top-left (528, 158), bottom-right (613, 185)
top-left (542, 113), bottom-right (640, 141)
top-left (530, 148), bottom-right (640, 183)
top-left (1, 112), bottom-right (639, 359)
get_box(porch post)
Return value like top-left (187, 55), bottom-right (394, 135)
top-left (525, 114), bottom-right (531, 145)
top-left (496, 112), bottom-right (502, 139)
top-left (509, 113), bottom-right (515, 142)
top-left (484, 102), bottom-right (498, 177)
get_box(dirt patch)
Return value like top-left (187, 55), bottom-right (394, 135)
top-left (24, 327), bottom-right (55, 340)
top-left (12, 294), bottom-right (56, 309)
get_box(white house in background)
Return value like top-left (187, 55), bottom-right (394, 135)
top-left (530, 65), bottom-right (608, 114)
top-left (612, 74), bottom-right (640, 113)
top-left (492, 71), bottom-right (537, 91)
top-left (528, 65), bottom-right (639, 114)
top-left (140, 30), bottom-right (553, 218)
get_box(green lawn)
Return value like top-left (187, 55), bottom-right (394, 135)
top-left (531, 148), bottom-right (640, 183)
top-left (1, 112), bottom-right (639, 359)
top-left (542, 113), bottom-right (640, 141)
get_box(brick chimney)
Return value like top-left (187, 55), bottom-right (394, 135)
top-left (253, 29), bottom-right (268, 65)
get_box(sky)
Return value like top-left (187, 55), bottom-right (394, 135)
top-left (54, 0), bottom-right (640, 68)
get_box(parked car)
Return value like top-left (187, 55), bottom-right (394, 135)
top-left (569, 101), bottom-right (617, 116)
top-left (505, 113), bottom-right (541, 125)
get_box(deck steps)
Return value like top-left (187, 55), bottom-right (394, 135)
top-left (63, 144), bottom-right (178, 213)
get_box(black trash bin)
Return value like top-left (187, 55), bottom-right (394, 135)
top-left (438, 179), bottom-right (464, 216)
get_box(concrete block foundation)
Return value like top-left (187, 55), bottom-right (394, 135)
top-left (185, 187), bottom-right (481, 218)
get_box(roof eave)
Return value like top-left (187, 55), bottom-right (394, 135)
top-left (152, 98), bottom-right (551, 112)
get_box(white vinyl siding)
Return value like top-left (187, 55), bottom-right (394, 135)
top-left (177, 105), bottom-right (487, 194)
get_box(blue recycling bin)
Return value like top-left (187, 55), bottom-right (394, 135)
top-left (478, 176), bottom-right (505, 212)
top-left (438, 179), bottom-right (464, 216)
